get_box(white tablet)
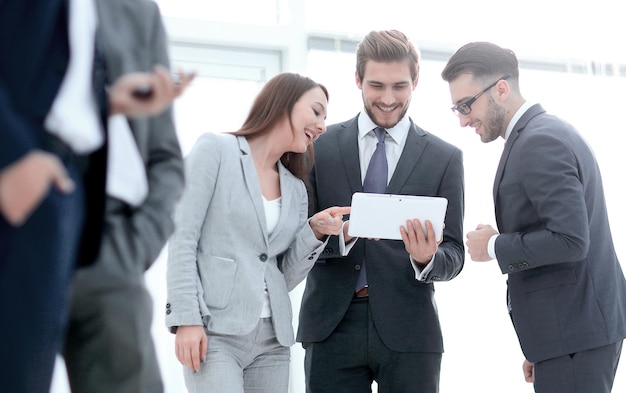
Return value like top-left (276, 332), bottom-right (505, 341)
top-left (347, 192), bottom-right (448, 240)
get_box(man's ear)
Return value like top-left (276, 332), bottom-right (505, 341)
top-left (355, 70), bottom-right (362, 89)
top-left (495, 78), bottom-right (509, 101)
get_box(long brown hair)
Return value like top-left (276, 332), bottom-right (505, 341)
top-left (231, 72), bottom-right (328, 182)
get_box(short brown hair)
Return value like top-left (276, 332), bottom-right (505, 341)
top-left (356, 30), bottom-right (420, 83)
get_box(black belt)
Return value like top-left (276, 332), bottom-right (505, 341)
top-left (40, 133), bottom-right (90, 174)
top-left (41, 132), bottom-right (75, 159)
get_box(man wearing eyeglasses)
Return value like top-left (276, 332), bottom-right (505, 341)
top-left (441, 41), bottom-right (626, 393)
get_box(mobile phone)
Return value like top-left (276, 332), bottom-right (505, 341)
top-left (132, 84), bottom-right (153, 100)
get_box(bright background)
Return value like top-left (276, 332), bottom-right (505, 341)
top-left (52, 1), bottom-right (626, 392)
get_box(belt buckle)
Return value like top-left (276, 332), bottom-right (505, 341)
top-left (354, 286), bottom-right (369, 298)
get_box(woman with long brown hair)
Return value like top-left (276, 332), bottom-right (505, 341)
top-left (166, 72), bottom-right (349, 393)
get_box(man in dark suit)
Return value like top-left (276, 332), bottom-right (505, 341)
top-left (61, 1), bottom-right (186, 393)
top-left (441, 41), bottom-right (626, 393)
top-left (0, 1), bottom-right (189, 392)
top-left (297, 30), bottom-right (465, 392)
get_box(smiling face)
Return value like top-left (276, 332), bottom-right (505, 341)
top-left (288, 86), bottom-right (328, 153)
top-left (356, 60), bottom-right (417, 129)
top-left (448, 73), bottom-right (507, 143)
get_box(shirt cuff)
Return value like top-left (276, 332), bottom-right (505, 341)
top-left (411, 254), bottom-right (436, 281)
top-left (488, 234), bottom-right (498, 260)
top-left (338, 220), bottom-right (358, 256)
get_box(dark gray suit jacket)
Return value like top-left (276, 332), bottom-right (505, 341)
top-left (297, 115), bottom-right (465, 353)
top-left (494, 103), bottom-right (626, 362)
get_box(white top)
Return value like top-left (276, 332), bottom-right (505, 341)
top-left (260, 196), bottom-right (282, 318)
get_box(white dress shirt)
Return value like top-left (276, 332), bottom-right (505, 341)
top-left (44, 0), bottom-right (103, 154)
top-left (106, 115), bottom-right (148, 206)
top-left (45, 0), bottom-right (147, 206)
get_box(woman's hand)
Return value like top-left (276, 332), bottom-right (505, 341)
top-left (309, 206), bottom-right (351, 240)
top-left (175, 325), bottom-right (208, 372)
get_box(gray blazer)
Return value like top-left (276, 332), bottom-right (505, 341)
top-left (73, 0), bottom-right (184, 290)
top-left (494, 104), bottom-right (626, 362)
top-left (166, 133), bottom-right (326, 346)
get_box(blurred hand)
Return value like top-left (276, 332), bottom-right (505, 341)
top-left (175, 325), bottom-right (207, 372)
top-left (400, 219), bottom-right (441, 265)
top-left (0, 151), bottom-right (75, 226)
top-left (109, 65), bottom-right (196, 118)
top-left (466, 224), bottom-right (498, 262)
top-left (310, 206), bottom-right (351, 240)
top-left (523, 359), bottom-right (534, 383)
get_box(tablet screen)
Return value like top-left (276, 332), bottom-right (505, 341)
top-left (347, 192), bottom-right (448, 240)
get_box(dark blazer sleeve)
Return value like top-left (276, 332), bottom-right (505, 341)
top-left (0, 0), bottom-right (67, 170)
top-left (494, 117), bottom-right (589, 273)
top-left (0, 83), bottom-right (36, 170)
top-left (419, 146), bottom-right (465, 283)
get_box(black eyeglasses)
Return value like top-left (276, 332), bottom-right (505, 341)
top-left (451, 75), bottom-right (510, 116)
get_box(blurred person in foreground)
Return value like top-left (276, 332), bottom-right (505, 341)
top-left (61, 0), bottom-right (192, 392)
top-left (441, 41), bottom-right (626, 393)
top-left (297, 30), bottom-right (465, 393)
top-left (166, 72), bottom-right (350, 393)
top-left (0, 0), bottom-right (191, 392)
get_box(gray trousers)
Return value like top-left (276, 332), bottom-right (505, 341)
top-left (62, 252), bottom-right (163, 393)
top-left (183, 318), bottom-right (290, 393)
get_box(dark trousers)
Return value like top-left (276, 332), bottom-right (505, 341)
top-left (0, 164), bottom-right (84, 393)
top-left (304, 297), bottom-right (441, 393)
top-left (534, 340), bottom-right (623, 393)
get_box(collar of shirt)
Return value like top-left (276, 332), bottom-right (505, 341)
top-left (356, 110), bottom-right (411, 184)
top-left (357, 110), bottom-right (411, 146)
top-left (504, 100), bottom-right (535, 140)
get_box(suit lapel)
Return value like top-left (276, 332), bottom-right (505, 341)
top-left (337, 118), bottom-right (363, 195)
top-left (268, 162), bottom-right (294, 243)
top-left (238, 136), bottom-right (269, 245)
top-left (493, 103), bottom-right (546, 203)
top-left (387, 121), bottom-right (428, 194)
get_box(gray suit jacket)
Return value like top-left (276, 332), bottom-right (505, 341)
top-left (73, 0), bottom-right (185, 290)
top-left (494, 103), bottom-right (626, 362)
top-left (166, 133), bottom-right (326, 346)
